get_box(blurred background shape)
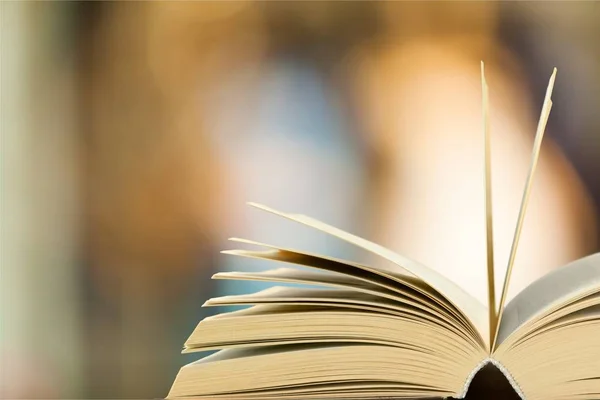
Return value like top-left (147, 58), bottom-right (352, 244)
top-left (204, 57), bottom-right (367, 296)
top-left (1, 2), bottom-right (81, 398)
top-left (1, 1), bottom-right (599, 398)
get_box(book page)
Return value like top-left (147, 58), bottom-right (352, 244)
top-left (222, 240), bottom-right (472, 331)
top-left (169, 344), bottom-right (481, 399)
top-left (213, 267), bottom-right (468, 335)
top-left (247, 203), bottom-right (488, 342)
top-left (481, 62), bottom-right (497, 349)
top-left (225, 238), bottom-right (420, 286)
top-left (184, 303), bottom-right (480, 359)
top-left (223, 238), bottom-right (483, 341)
top-left (492, 68), bottom-right (556, 349)
top-left (494, 318), bottom-right (600, 399)
top-left (495, 252), bottom-right (600, 346)
top-left (524, 299), bottom-right (600, 339)
top-left (205, 286), bottom-right (430, 316)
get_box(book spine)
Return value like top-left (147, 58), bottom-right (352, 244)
top-left (457, 358), bottom-right (525, 400)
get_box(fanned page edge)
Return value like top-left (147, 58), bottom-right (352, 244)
top-left (458, 358), bottom-right (525, 400)
top-left (247, 202), bottom-right (488, 344)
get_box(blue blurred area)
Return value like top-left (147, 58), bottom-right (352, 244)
top-left (205, 57), bottom-right (366, 297)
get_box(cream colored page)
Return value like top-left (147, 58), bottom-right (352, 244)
top-left (492, 68), bottom-right (556, 350)
top-left (228, 237), bottom-right (416, 281)
top-left (227, 231), bottom-right (480, 337)
top-left (222, 241), bottom-right (438, 303)
top-left (213, 268), bottom-right (456, 321)
top-left (496, 252), bottom-right (600, 345)
top-left (169, 345), bottom-right (465, 398)
top-left (248, 203), bottom-right (488, 338)
top-left (205, 286), bottom-right (409, 311)
top-left (481, 62), bottom-right (497, 349)
top-left (214, 268), bottom-right (412, 304)
top-left (215, 268), bottom-right (415, 301)
top-left (215, 267), bottom-right (374, 288)
top-left (538, 303), bottom-right (600, 333)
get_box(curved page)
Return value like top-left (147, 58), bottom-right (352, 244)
top-left (496, 252), bottom-right (600, 346)
top-left (248, 203), bottom-right (487, 341)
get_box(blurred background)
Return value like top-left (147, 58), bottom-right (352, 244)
top-left (1, 1), bottom-right (600, 398)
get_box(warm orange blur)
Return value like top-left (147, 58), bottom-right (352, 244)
top-left (1, 2), bottom-right (599, 398)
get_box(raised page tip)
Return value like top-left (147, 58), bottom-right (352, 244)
top-left (246, 202), bottom-right (279, 213)
top-left (547, 68), bottom-right (557, 90)
top-left (228, 237), bottom-right (259, 245)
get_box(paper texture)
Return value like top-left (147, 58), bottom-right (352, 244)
top-left (497, 252), bottom-right (600, 345)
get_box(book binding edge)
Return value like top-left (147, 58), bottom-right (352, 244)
top-left (456, 358), bottom-right (525, 400)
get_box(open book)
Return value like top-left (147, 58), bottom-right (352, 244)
top-left (168, 64), bottom-right (600, 400)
